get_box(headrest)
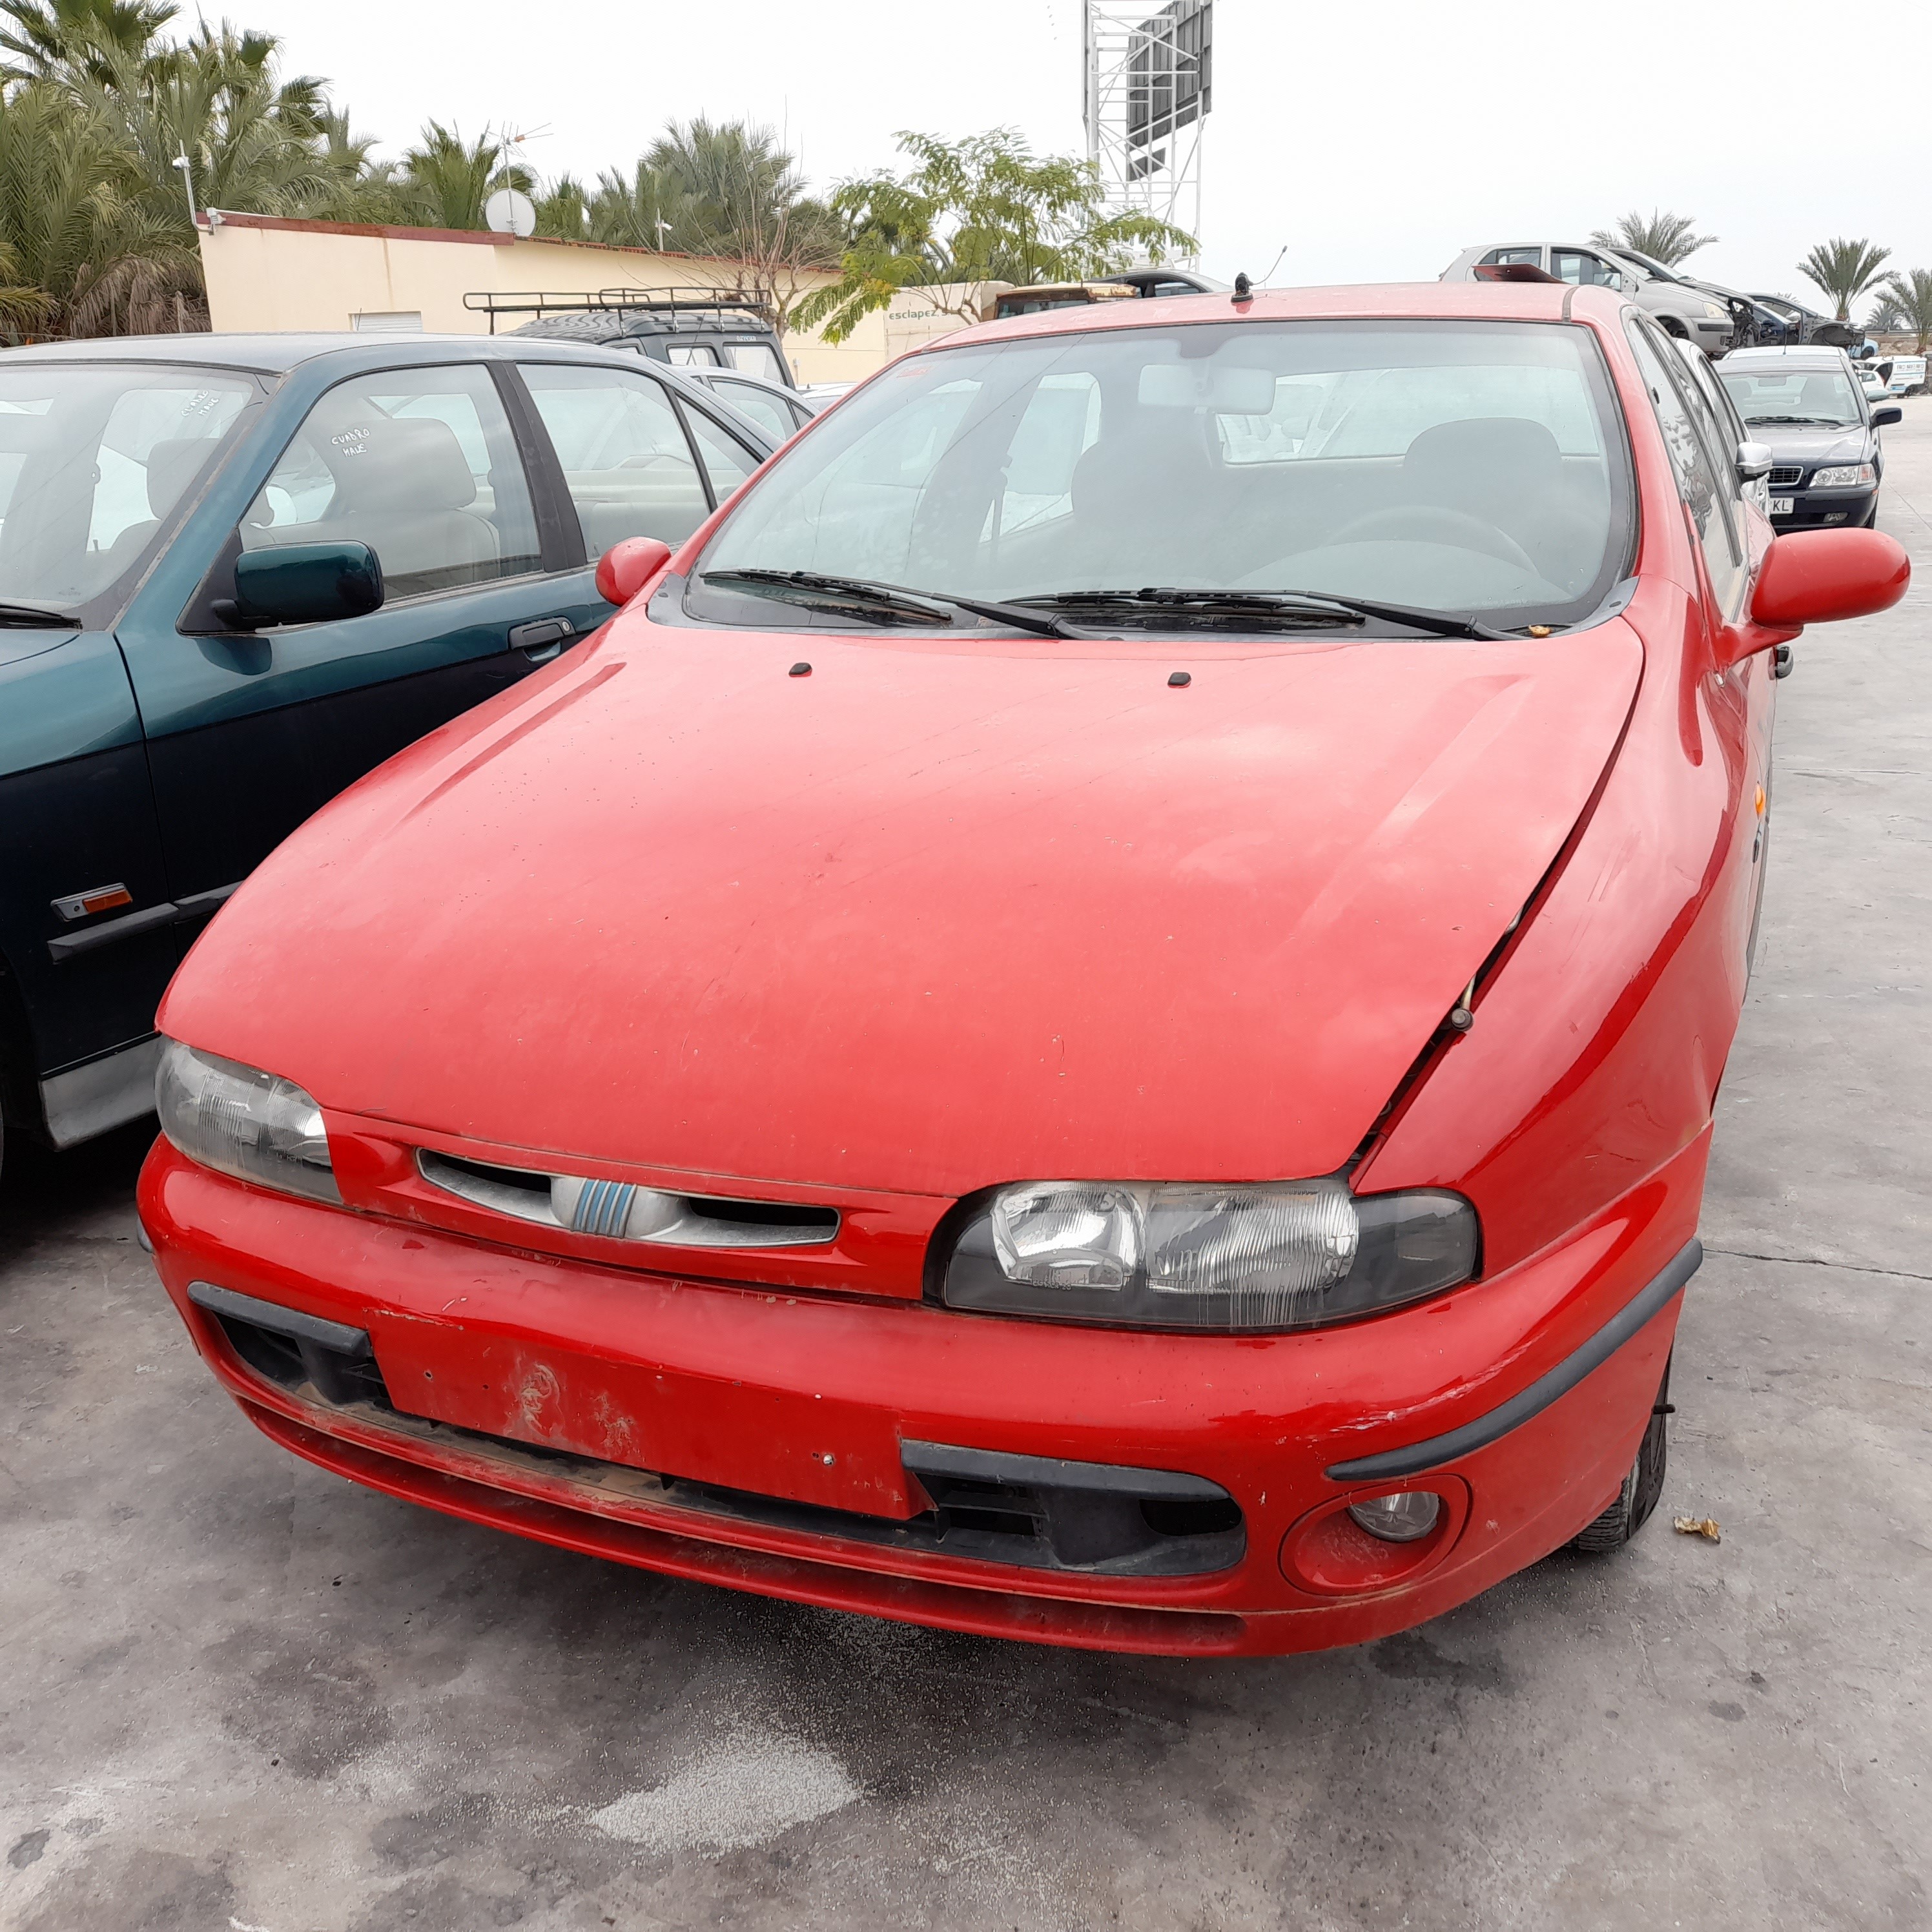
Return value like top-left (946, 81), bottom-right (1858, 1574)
top-left (1798, 376), bottom-right (1846, 416)
top-left (144, 437), bottom-right (221, 517)
top-left (1403, 416), bottom-right (1565, 506)
top-left (1071, 409), bottom-right (1218, 517)
top-left (321, 415), bottom-right (478, 513)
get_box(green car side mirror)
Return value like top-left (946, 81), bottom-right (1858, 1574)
top-left (229, 541), bottom-right (384, 628)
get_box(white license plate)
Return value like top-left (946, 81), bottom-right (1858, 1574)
top-left (1770, 497), bottom-right (1794, 516)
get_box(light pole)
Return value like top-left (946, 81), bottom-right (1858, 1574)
top-left (171, 151), bottom-right (198, 228)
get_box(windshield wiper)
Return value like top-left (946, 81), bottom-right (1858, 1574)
top-left (1746, 415), bottom-right (1851, 427)
top-left (700, 568), bottom-right (1082, 637)
top-left (0, 601), bottom-right (81, 629)
top-left (1016, 586), bottom-right (1511, 641)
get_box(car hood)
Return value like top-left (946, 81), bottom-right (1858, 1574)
top-left (161, 615), bottom-right (1644, 1198)
top-left (1749, 422), bottom-right (1871, 464)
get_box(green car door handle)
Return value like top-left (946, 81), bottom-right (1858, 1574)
top-left (508, 616), bottom-right (577, 663)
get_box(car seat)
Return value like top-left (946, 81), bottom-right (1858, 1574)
top-left (1398, 417), bottom-right (1603, 593)
top-left (309, 416), bottom-right (501, 599)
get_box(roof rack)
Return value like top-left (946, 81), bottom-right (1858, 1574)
top-left (464, 287), bottom-right (777, 334)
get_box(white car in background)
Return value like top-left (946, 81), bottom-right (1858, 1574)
top-left (1441, 242), bottom-right (1736, 355)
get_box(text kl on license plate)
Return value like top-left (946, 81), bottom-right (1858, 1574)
top-left (1771, 496), bottom-right (1794, 515)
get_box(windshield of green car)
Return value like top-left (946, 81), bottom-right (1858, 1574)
top-left (686, 318), bottom-right (1632, 632)
top-left (0, 363), bottom-right (255, 619)
top-left (1718, 367), bottom-right (1862, 427)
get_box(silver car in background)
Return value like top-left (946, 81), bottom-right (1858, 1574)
top-left (1441, 242), bottom-right (1736, 355)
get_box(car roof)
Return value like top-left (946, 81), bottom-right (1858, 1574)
top-left (935, 280), bottom-right (1609, 355)
top-left (1718, 346), bottom-right (1850, 369)
top-left (0, 331), bottom-right (683, 376)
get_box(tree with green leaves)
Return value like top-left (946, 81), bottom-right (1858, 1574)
top-left (0, 0), bottom-right (181, 85)
top-left (1798, 238), bottom-right (1891, 322)
top-left (1875, 268), bottom-right (1932, 355)
top-left (395, 121), bottom-right (531, 232)
top-left (1587, 210), bottom-right (1716, 269)
top-left (796, 128), bottom-right (1194, 344)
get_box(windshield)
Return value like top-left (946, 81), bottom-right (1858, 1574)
top-left (688, 319), bottom-right (1630, 630)
top-left (1611, 249), bottom-right (1681, 283)
top-left (0, 362), bottom-right (254, 617)
top-left (1718, 367), bottom-right (1862, 427)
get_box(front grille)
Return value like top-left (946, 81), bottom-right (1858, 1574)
top-left (416, 1148), bottom-right (839, 1249)
top-left (198, 1283), bottom-right (1246, 1578)
top-left (1769, 465), bottom-right (1805, 489)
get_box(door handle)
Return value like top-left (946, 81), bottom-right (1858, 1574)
top-left (509, 615), bottom-right (577, 662)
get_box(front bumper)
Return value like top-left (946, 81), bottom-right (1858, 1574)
top-left (139, 1136), bottom-right (1702, 1656)
top-left (1689, 316), bottom-right (1736, 356)
top-left (1771, 486), bottom-right (1876, 530)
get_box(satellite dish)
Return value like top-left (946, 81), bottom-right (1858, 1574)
top-left (484, 188), bottom-right (536, 238)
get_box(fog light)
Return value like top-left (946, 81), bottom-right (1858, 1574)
top-left (1347, 1492), bottom-right (1441, 1543)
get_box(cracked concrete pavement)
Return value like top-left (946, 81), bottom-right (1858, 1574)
top-left (2, 406), bottom-right (1927, 1932)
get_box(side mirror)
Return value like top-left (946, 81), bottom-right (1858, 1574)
top-left (232, 541), bottom-right (384, 627)
top-left (1736, 440), bottom-right (1774, 482)
top-left (1750, 528), bottom-right (1909, 630)
top-left (1872, 404), bottom-right (1903, 429)
top-left (595, 536), bottom-right (673, 606)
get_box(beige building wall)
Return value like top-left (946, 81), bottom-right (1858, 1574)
top-left (196, 214), bottom-right (996, 384)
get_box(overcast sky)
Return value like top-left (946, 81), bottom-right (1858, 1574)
top-left (236, 0), bottom-right (1927, 303)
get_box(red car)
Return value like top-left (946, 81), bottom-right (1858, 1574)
top-left (140, 283), bottom-right (1907, 1656)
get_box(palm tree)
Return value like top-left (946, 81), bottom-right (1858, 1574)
top-left (586, 158), bottom-right (694, 251)
top-left (0, 77), bottom-right (194, 337)
top-left (0, 0), bottom-right (180, 84)
top-left (1877, 268), bottom-right (1932, 355)
top-left (1588, 210), bottom-right (1715, 269)
top-left (1798, 238), bottom-right (1891, 322)
top-left (398, 120), bottom-right (531, 231)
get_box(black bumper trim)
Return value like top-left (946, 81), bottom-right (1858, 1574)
top-left (187, 1280), bottom-right (372, 1359)
top-left (46, 881), bottom-right (239, 963)
top-left (901, 1438), bottom-right (1227, 1501)
top-left (1324, 1238), bottom-right (1701, 1483)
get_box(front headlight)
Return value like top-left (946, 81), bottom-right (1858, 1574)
top-left (1808, 463), bottom-right (1876, 489)
top-left (941, 1177), bottom-right (1477, 1331)
top-left (155, 1038), bottom-right (340, 1204)
top-left (1701, 300), bottom-right (1729, 320)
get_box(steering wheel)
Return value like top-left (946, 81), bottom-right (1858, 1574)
top-left (1328, 506), bottom-right (1539, 577)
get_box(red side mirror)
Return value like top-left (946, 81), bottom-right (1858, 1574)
top-left (595, 536), bottom-right (673, 607)
top-left (1751, 528), bottom-right (1909, 630)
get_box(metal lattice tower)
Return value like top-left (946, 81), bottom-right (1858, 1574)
top-left (1082, 0), bottom-right (1213, 258)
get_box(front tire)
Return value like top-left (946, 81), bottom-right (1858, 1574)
top-left (1572, 1357), bottom-right (1670, 1552)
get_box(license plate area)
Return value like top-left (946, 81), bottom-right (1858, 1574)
top-left (371, 1319), bottom-right (922, 1519)
top-left (1770, 496), bottom-right (1794, 515)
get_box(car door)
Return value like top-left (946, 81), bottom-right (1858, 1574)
top-left (116, 357), bottom-right (583, 900)
top-left (509, 358), bottom-right (768, 643)
top-left (1626, 316), bottom-right (1776, 974)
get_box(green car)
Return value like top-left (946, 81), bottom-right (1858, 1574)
top-left (0, 331), bottom-right (772, 1180)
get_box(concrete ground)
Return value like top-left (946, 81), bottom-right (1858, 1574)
top-left (3, 413), bottom-right (1928, 1932)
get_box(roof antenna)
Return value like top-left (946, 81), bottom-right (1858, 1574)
top-left (1232, 272), bottom-right (1253, 304)
top-left (1259, 243), bottom-right (1288, 285)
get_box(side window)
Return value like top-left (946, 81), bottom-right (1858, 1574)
top-left (242, 365), bottom-right (539, 602)
top-left (1000, 373), bottom-right (1101, 533)
top-left (726, 344), bottom-right (787, 384)
top-left (1481, 247), bottom-right (1545, 268)
top-left (1552, 249), bottom-right (1621, 290)
top-left (684, 407), bottom-right (761, 500)
top-left (708, 377), bottom-right (794, 444)
top-left (664, 344), bottom-right (724, 369)
top-left (519, 364), bottom-right (710, 553)
top-left (1625, 320), bottom-right (1745, 615)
